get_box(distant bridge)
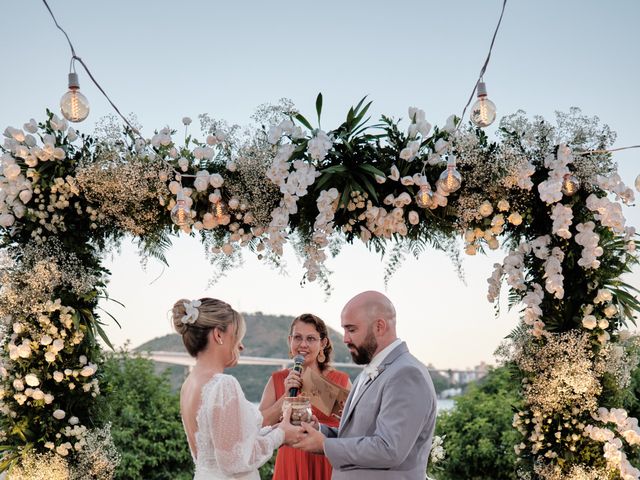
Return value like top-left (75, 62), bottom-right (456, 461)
top-left (142, 351), bottom-right (483, 382)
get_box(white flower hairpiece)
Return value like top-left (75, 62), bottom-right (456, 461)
top-left (181, 300), bottom-right (201, 325)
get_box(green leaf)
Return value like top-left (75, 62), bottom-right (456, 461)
top-left (320, 165), bottom-right (348, 174)
top-left (95, 321), bottom-right (115, 350)
top-left (315, 93), bottom-right (323, 125)
top-left (294, 113), bottom-right (313, 131)
top-left (358, 164), bottom-right (386, 177)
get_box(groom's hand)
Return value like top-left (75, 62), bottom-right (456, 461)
top-left (292, 421), bottom-right (325, 454)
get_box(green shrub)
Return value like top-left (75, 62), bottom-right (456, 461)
top-left (96, 351), bottom-right (193, 480)
top-left (435, 366), bottom-right (521, 480)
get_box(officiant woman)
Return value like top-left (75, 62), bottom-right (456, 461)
top-left (259, 313), bottom-right (351, 480)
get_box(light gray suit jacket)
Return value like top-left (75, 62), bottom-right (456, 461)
top-left (321, 342), bottom-right (437, 480)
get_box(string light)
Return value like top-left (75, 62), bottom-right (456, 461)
top-left (456, 0), bottom-right (507, 132)
top-left (170, 189), bottom-right (192, 226)
top-left (561, 173), bottom-right (580, 197)
top-left (436, 157), bottom-right (462, 194)
top-left (470, 80), bottom-right (497, 128)
top-left (415, 182), bottom-right (434, 208)
top-left (60, 71), bottom-right (90, 122)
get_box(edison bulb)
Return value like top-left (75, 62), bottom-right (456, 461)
top-left (212, 200), bottom-right (228, 220)
top-left (436, 158), bottom-right (462, 194)
top-left (170, 189), bottom-right (192, 226)
top-left (60, 73), bottom-right (90, 123)
top-left (470, 81), bottom-right (496, 128)
top-left (415, 184), bottom-right (433, 208)
top-left (561, 174), bottom-right (580, 196)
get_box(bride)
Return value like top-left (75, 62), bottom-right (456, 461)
top-left (172, 298), bottom-right (303, 479)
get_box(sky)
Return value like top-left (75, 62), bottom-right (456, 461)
top-left (1, 1), bottom-right (639, 369)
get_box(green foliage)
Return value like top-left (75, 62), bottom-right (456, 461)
top-left (436, 367), bottom-right (521, 480)
top-left (95, 351), bottom-right (192, 480)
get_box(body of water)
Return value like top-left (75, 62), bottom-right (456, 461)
top-left (437, 398), bottom-right (455, 412)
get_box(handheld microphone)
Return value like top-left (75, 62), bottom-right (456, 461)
top-left (288, 354), bottom-right (305, 397)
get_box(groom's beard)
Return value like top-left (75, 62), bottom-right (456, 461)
top-left (348, 328), bottom-right (377, 365)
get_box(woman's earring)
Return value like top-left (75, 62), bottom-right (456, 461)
top-left (217, 340), bottom-right (223, 345)
top-left (317, 350), bottom-right (326, 363)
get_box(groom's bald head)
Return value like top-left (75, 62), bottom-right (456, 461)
top-left (341, 291), bottom-right (397, 362)
top-left (343, 291), bottom-right (396, 330)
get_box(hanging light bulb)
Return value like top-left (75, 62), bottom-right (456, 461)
top-left (212, 199), bottom-right (228, 221)
top-left (415, 181), bottom-right (434, 208)
top-left (436, 157), bottom-right (462, 194)
top-left (470, 81), bottom-right (496, 128)
top-left (170, 189), bottom-right (192, 226)
top-left (60, 72), bottom-right (90, 123)
top-left (561, 173), bottom-right (580, 196)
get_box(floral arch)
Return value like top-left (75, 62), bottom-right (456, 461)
top-left (0, 97), bottom-right (639, 479)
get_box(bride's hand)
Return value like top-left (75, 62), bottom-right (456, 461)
top-left (279, 404), bottom-right (304, 445)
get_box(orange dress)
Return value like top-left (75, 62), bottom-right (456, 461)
top-left (271, 368), bottom-right (350, 480)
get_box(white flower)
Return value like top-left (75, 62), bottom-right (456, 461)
top-left (363, 364), bottom-right (379, 381)
top-left (80, 364), bottom-right (97, 377)
top-left (182, 117), bottom-right (192, 126)
top-left (24, 374), bottom-right (40, 387)
top-left (178, 157), bottom-right (189, 172)
top-left (388, 165), bottom-right (400, 181)
top-left (0, 212), bottom-right (16, 228)
top-left (193, 171), bottom-right (209, 192)
top-left (507, 212), bottom-right (522, 226)
top-left (209, 173), bottom-right (224, 188)
top-left (408, 211), bottom-right (420, 225)
top-left (53, 409), bottom-right (66, 420)
top-left (478, 201), bottom-right (493, 218)
top-left (497, 199), bottom-right (510, 212)
top-left (307, 130), bottom-right (333, 161)
top-left (582, 315), bottom-right (597, 329)
top-left (53, 371), bottom-right (64, 382)
top-left (68, 416), bottom-right (79, 425)
top-left (181, 300), bottom-right (201, 324)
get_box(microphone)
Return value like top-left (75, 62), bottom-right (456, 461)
top-left (288, 354), bottom-right (305, 397)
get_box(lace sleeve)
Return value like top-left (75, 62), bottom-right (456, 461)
top-left (204, 375), bottom-right (284, 476)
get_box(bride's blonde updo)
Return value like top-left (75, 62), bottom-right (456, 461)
top-left (172, 297), bottom-right (245, 357)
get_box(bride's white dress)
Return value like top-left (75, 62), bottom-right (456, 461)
top-left (190, 374), bottom-right (284, 479)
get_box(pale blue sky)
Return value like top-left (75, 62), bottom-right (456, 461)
top-left (2, 1), bottom-right (639, 369)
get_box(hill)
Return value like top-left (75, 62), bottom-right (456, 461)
top-left (135, 312), bottom-right (362, 401)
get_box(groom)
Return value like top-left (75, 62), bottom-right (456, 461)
top-left (294, 291), bottom-right (437, 479)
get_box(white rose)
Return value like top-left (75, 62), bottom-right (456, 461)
top-left (408, 211), bottom-right (420, 225)
top-left (32, 389), bottom-right (45, 401)
top-left (40, 335), bottom-right (53, 346)
top-left (603, 304), bottom-right (618, 318)
top-left (582, 315), bottom-right (597, 329)
top-left (24, 374), bottom-right (40, 387)
top-left (0, 213), bottom-right (15, 228)
top-left (508, 212), bottom-right (523, 226)
top-left (465, 244), bottom-right (477, 256)
top-left (45, 351), bottom-right (56, 363)
top-left (168, 181), bottom-right (181, 195)
top-left (53, 409), bottom-right (66, 420)
top-left (497, 199), bottom-right (510, 212)
top-left (209, 173), bottom-right (224, 188)
top-left (68, 416), bottom-right (79, 425)
top-left (178, 157), bottom-right (189, 172)
top-left (19, 189), bottom-right (33, 204)
top-left (478, 201), bottom-right (493, 218)
top-left (598, 319), bottom-right (609, 329)
top-left (80, 364), bottom-right (96, 377)
top-left (53, 371), bottom-right (64, 382)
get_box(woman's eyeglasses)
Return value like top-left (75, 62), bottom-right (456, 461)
top-left (291, 334), bottom-right (320, 344)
